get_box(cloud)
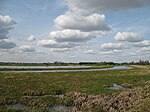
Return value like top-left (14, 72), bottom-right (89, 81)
top-left (84, 50), bottom-right (96, 54)
top-left (0, 15), bottom-right (17, 50)
top-left (67, 0), bottom-right (150, 12)
top-left (137, 47), bottom-right (150, 53)
top-left (69, 55), bottom-right (77, 58)
top-left (38, 29), bottom-right (99, 50)
top-left (37, 1), bottom-right (112, 52)
top-left (101, 43), bottom-right (124, 50)
top-left (128, 53), bottom-right (137, 56)
top-left (133, 40), bottom-right (150, 47)
top-left (100, 49), bottom-right (122, 55)
top-left (0, 39), bottom-right (16, 49)
top-left (50, 48), bottom-right (74, 52)
top-left (37, 39), bottom-right (79, 48)
top-left (55, 13), bottom-right (111, 32)
top-left (114, 32), bottom-right (143, 42)
top-left (0, 15), bottom-right (16, 39)
top-left (27, 35), bottom-right (36, 41)
top-left (49, 29), bottom-right (95, 42)
top-left (20, 46), bottom-right (35, 52)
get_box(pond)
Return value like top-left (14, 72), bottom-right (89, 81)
top-left (7, 103), bottom-right (73, 112)
top-left (7, 103), bottom-right (29, 109)
top-left (0, 66), bottom-right (131, 72)
top-left (48, 105), bottom-right (73, 112)
top-left (109, 83), bottom-right (127, 90)
top-left (0, 65), bottom-right (91, 68)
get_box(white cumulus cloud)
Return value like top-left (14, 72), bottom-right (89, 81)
top-left (115, 32), bottom-right (143, 42)
top-left (137, 47), bottom-right (150, 53)
top-left (49, 29), bottom-right (95, 42)
top-left (55, 13), bottom-right (111, 32)
top-left (101, 43), bottom-right (124, 50)
top-left (84, 50), bottom-right (96, 54)
top-left (27, 35), bottom-right (36, 41)
top-left (100, 49), bottom-right (122, 55)
top-left (50, 48), bottom-right (74, 52)
top-left (37, 39), bottom-right (79, 48)
top-left (20, 46), bottom-right (35, 52)
top-left (38, 29), bottom-right (99, 50)
top-left (133, 40), bottom-right (150, 47)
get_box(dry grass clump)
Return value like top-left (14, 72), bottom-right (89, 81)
top-left (67, 85), bottom-right (150, 112)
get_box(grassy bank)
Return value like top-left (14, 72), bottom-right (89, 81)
top-left (0, 65), bottom-right (150, 112)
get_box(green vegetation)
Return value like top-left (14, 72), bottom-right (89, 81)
top-left (0, 65), bottom-right (150, 112)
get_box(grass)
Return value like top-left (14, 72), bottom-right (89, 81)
top-left (130, 98), bottom-right (150, 112)
top-left (0, 65), bottom-right (150, 111)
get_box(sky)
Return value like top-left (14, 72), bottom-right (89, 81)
top-left (0, 0), bottom-right (150, 63)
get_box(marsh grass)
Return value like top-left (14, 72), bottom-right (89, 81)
top-left (0, 65), bottom-right (150, 111)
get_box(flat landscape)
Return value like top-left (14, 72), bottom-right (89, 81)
top-left (1, 0), bottom-right (150, 112)
top-left (0, 65), bottom-right (150, 112)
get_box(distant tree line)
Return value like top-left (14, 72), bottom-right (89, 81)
top-left (0, 62), bottom-right (79, 66)
top-left (79, 62), bottom-right (120, 65)
top-left (0, 60), bottom-right (150, 66)
top-left (79, 60), bottom-right (150, 65)
top-left (122, 60), bottom-right (150, 65)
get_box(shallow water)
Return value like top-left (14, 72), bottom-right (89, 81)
top-left (7, 103), bottom-right (73, 111)
top-left (109, 83), bottom-right (126, 90)
top-left (7, 103), bottom-right (29, 109)
top-left (0, 65), bottom-right (90, 68)
top-left (48, 105), bottom-right (73, 112)
top-left (0, 66), bottom-right (131, 72)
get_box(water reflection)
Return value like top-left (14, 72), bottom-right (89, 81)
top-left (109, 83), bottom-right (127, 90)
top-left (0, 65), bottom-right (91, 68)
top-left (0, 66), bottom-right (130, 72)
top-left (48, 105), bottom-right (73, 112)
top-left (7, 103), bottom-right (29, 109)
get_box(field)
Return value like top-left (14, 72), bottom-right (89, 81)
top-left (0, 65), bottom-right (150, 112)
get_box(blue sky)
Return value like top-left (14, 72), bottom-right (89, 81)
top-left (0, 0), bottom-right (150, 63)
